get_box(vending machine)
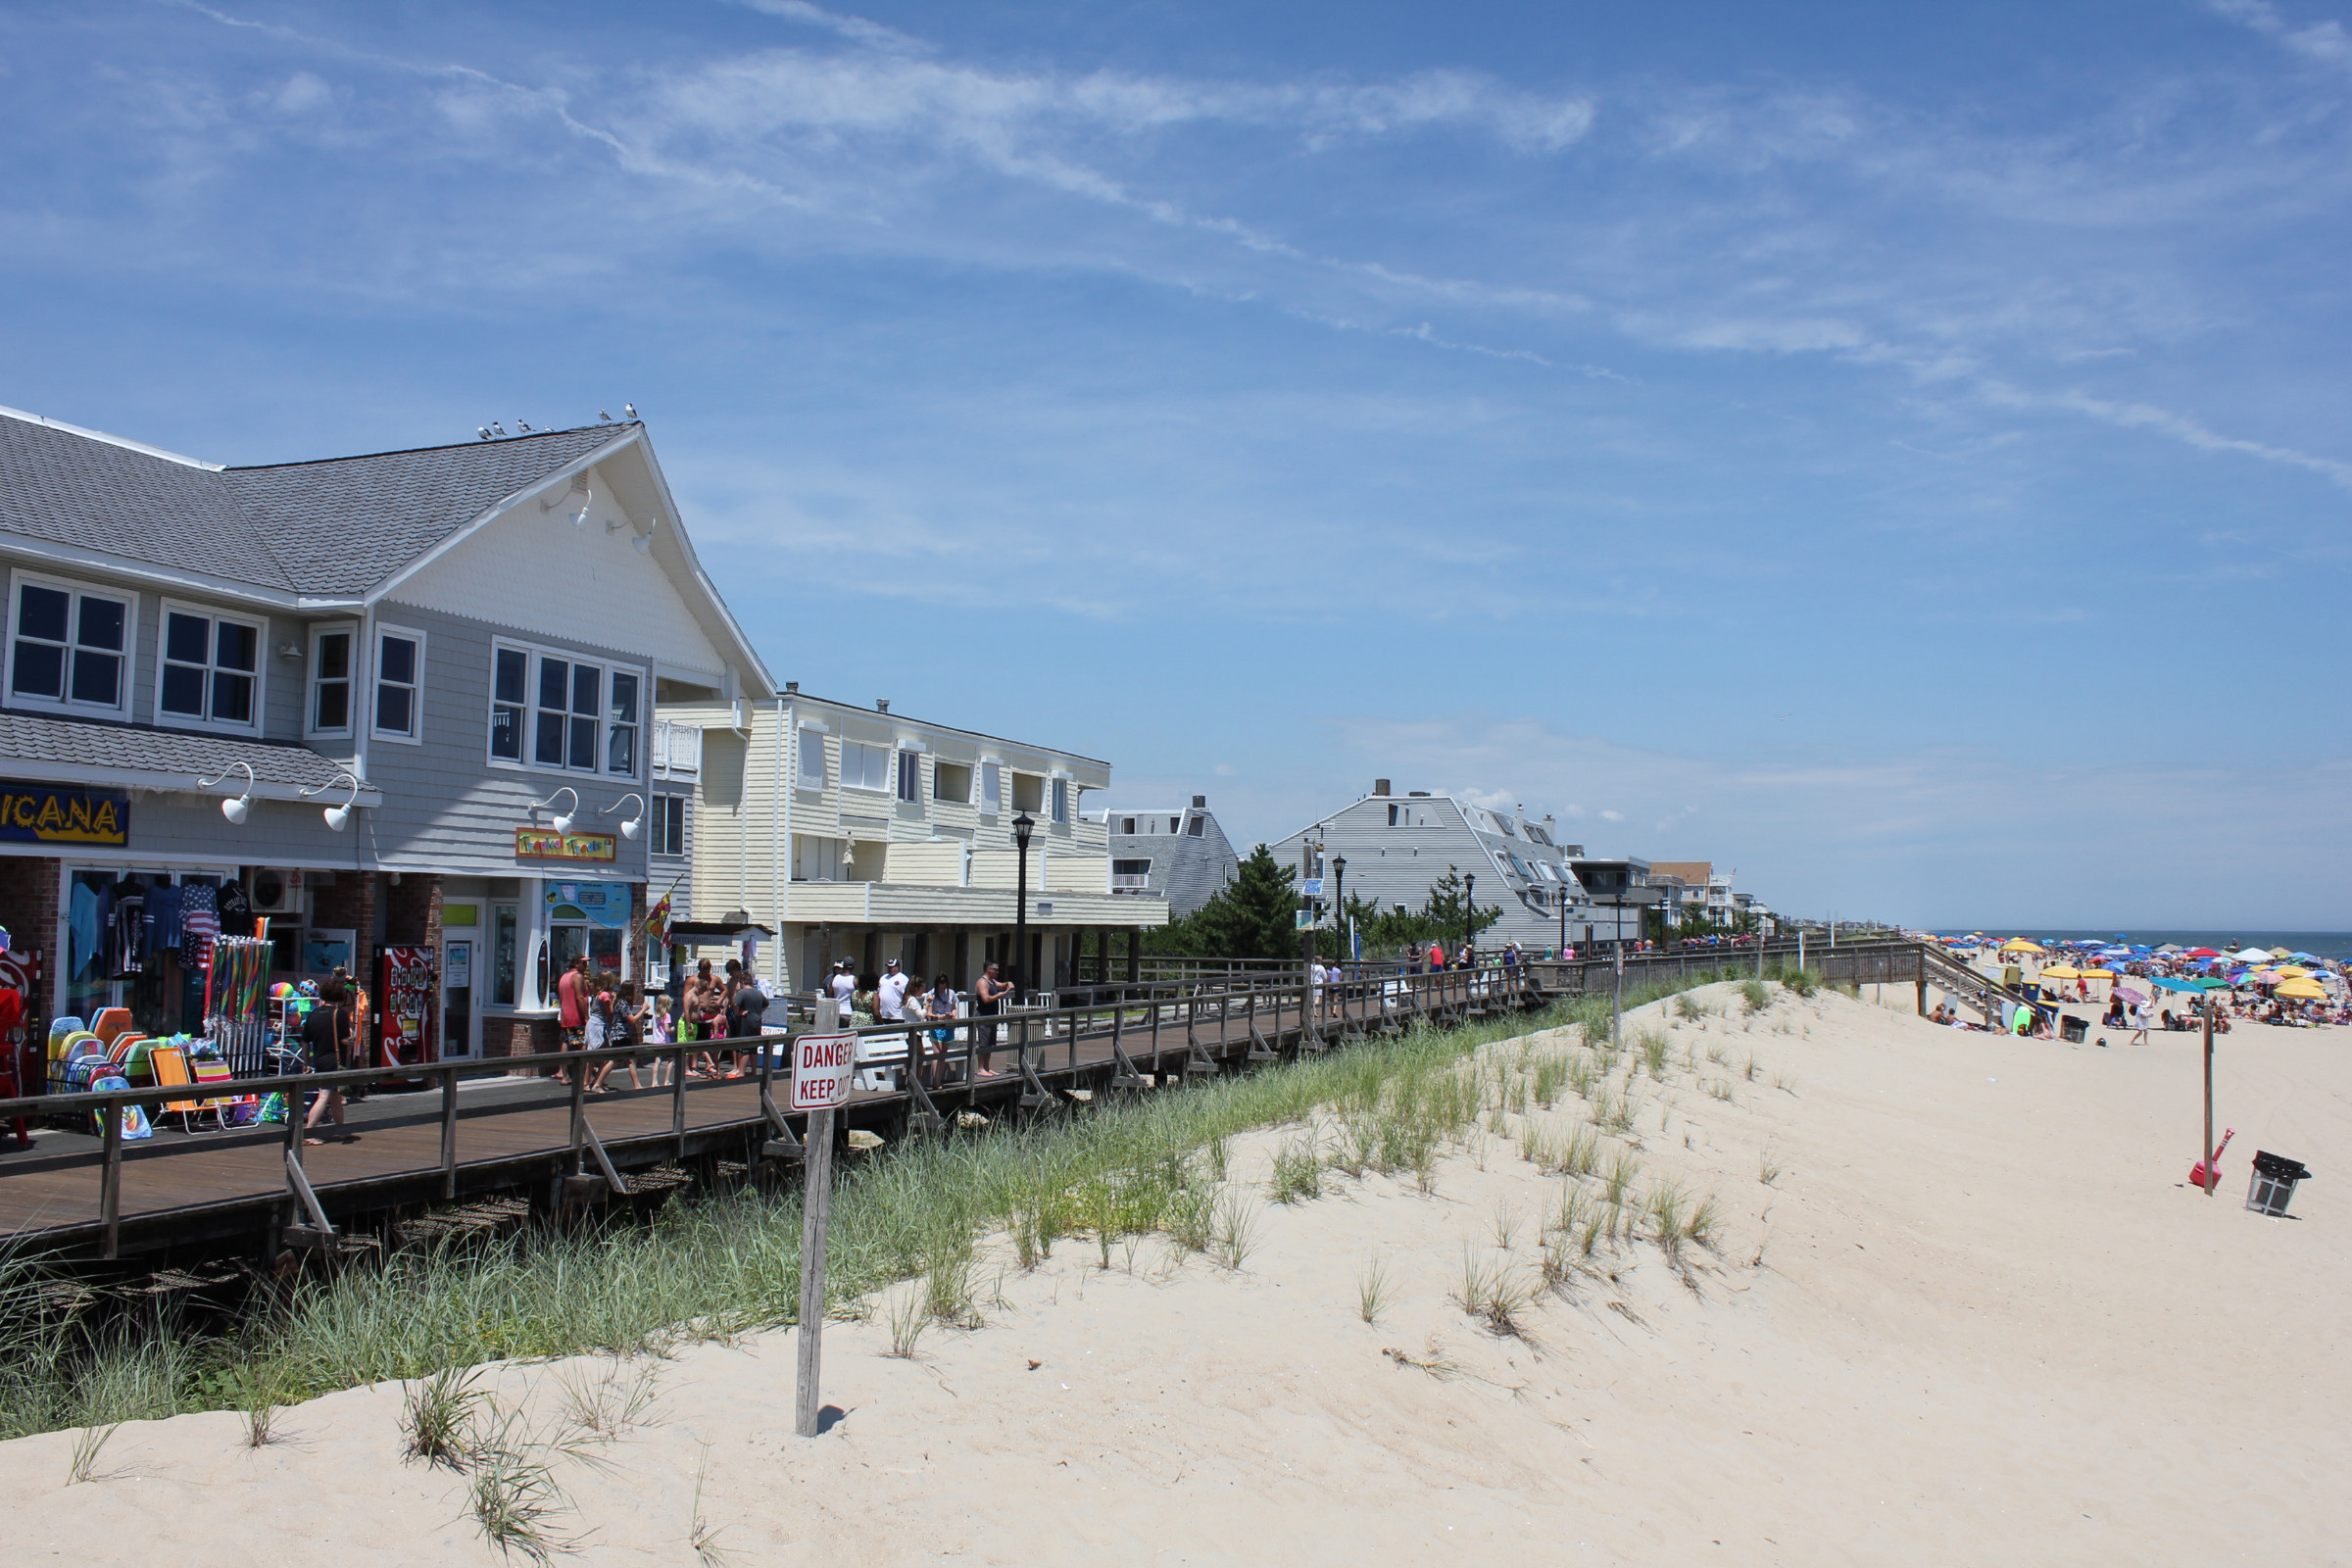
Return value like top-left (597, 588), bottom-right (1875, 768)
top-left (374, 944), bottom-right (439, 1083)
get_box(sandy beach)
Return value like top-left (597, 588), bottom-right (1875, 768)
top-left (6, 981), bottom-right (2342, 1566)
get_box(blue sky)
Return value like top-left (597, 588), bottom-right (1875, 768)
top-left (2, 0), bottom-right (2348, 927)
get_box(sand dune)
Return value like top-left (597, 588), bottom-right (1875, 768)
top-left (7, 982), bottom-right (2341, 1565)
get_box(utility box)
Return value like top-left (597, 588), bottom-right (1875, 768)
top-left (2247, 1151), bottom-right (2312, 1217)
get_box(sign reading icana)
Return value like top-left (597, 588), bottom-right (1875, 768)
top-left (0, 781), bottom-right (128, 846)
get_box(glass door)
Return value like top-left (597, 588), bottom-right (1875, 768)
top-left (442, 927), bottom-right (478, 1058)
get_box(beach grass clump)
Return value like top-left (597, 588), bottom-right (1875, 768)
top-left (1740, 979), bottom-right (1771, 1013)
top-left (1268, 1137), bottom-right (1323, 1205)
top-left (1357, 1257), bottom-right (1395, 1324)
top-left (1641, 1030), bottom-right (1672, 1077)
top-left (1673, 994), bottom-right (1706, 1022)
top-left (1602, 1150), bottom-right (1642, 1208)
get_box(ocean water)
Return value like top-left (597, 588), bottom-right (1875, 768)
top-left (1931, 930), bottom-right (2352, 962)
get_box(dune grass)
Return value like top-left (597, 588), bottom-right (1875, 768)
top-left (1, 967), bottom-right (1769, 1441)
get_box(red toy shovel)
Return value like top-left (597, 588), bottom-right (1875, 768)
top-left (2190, 1127), bottom-right (2235, 1190)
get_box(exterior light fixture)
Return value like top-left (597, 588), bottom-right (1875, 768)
top-left (530, 786), bottom-right (581, 836)
top-left (299, 769), bottom-right (365, 832)
top-left (601, 792), bottom-right (647, 841)
top-left (1010, 810), bottom-right (1036, 1004)
top-left (197, 760), bottom-right (256, 825)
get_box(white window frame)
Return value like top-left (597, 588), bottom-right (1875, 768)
top-left (797, 727), bottom-right (829, 791)
top-left (933, 760), bottom-right (972, 805)
top-left (841, 739), bottom-right (891, 794)
top-left (979, 760), bottom-right (1002, 815)
top-left (896, 749), bottom-right (921, 804)
top-left (305, 621), bottom-right (358, 739)
top-left (1051, 777), bottom-right (1069, 824)
top-left (369, 622), bottom-right (426, 745)
top-left (650, 792), bottom-right (688, 858)
top-left (153, 596), bottom-right (266, 735)
top-left (484, 636), bottom-right (648, 780)
top-left (7, 571), bottom-right (133, 719)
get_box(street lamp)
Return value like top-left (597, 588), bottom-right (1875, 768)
top-left (1011, 810), bottom-right (1036, 1004)
top-left (1463, 871), bottom-right (1476, 963)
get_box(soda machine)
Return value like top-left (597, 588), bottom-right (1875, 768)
top-left (375, 944), bottom-right (438, 1083)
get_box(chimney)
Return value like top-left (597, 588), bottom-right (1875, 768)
top-left (1373, 779), bottom-right (1391, 797)
top-left (876, 699), bottom-right (890, 712)
top-left (784, 680), bottom-right (799, 695)
top-left (1191, 795), bottom-right (1205, 808)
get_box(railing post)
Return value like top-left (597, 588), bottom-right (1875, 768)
top-left (440, 1063), bottom-right (459, 1200)
top-left (569, 1057), bottom-right (587, 1176)
top-left (100, 1088), bottom-right (123, 1261)
top-left (672, 1041), bottom-right (689, 1158)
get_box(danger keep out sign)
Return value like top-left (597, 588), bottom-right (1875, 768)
top-left (791, 1031), bottom-right (857, 1111)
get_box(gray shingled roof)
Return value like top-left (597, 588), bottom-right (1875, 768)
top-left (0, 413), bottom-right (626, 599)
top-left (0, 709), bottom-right (368, 791)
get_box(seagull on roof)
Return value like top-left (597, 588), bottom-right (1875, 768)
top-left (624, 403), bottom-right (638, 419)
top-left (517, 421), bottom-right (533, 432)
top-left (477, 426), bottom-right (492, 440)
top-left (599, 409), bottom-right (612, 422)
top-left (492, 421), bottom-right (506, 436)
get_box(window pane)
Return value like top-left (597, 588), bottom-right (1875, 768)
top-left (213, 670), bottom-right (253, 724)
top-left (18, 585), bottom-right (67, 645)
top-left (375, 683), bottom-right (414, 736)
top-left (494, 647), bottom-right (526, 705)
top-left (568, 713), bottom-right (596, 770)
top-left (318, 631), bottom-right (351, 681)
top-left (538, 657), bottom-right (568, 712)
top-left (609, 670), bottom-right (637, 724)
top-left (571, 663), bottom-right (600, 716)
top-left (798, 732), bottom-right (826, 788)
top-left (217, 620), bottom-right (257, 672)
top-left (378, 634), bottom-right (416, 686)
top-left (72, 650), bottom-right (120, 707)
top-left (166, 612), bottom-right (210, 665)
top-left (490, 703), bottom-right (521, 760)
top-left (535, 710), bottom-right (566, 765)
top-left (607, 722), bottom-right (635, 776)
top-left (161, 663), bottom-right (206, 715)
top-left (76, 596), bottom-right (123, 653)
top-left (11, 642), bottom-right (62, 699)
top-left (316, 679), bottom-right (350, 732)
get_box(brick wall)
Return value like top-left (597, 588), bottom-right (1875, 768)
top-left (383, 873), bottom-right (442, 953)
top-left (307, 870), bottom-right (380, 989)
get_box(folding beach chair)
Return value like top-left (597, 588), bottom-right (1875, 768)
top-left (149, 1045), bottom-right (224, 1134)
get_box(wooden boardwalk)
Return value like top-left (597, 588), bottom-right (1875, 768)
top-left (0, 939), bottom-right (1928, 1262)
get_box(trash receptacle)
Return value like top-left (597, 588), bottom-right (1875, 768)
top-left (2247, 1151), bottom-right (2312, 1217)
top-left (2061, 1015), bottom-right (2087, 1044)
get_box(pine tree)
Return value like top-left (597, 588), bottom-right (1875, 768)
top-left (1142, 844), bottom-right (1299, 959)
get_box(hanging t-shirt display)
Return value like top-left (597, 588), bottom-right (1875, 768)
top-left (111, 880), bottom-right (146, 978)
top-left (217, 879), bottom-right (252, 936)
top-left (144, 882), bottom-right (184, 955)
top-left (180, 882), bottom-right (220, 970)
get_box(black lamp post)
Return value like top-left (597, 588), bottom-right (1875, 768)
top-left (1011, 810), bottom-right (1036, 1004)
top-left (1463, 871), bottom-right (1476, 964)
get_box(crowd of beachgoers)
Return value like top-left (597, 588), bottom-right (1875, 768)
top-left (1936, 934), bottom-right (2348, 1036)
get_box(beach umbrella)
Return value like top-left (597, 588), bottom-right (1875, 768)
top-left (2277, 965), bottom-right (2311, 979)
top-left (2276, 978), bottom-right (2327, 1000)
top-left (2186, 948), bottom-right (2220, 958)
top-left (2038, 964), bottom-right (2082, 979)
top-left (2001, 938), bottom-right (2042, 954)
top-left (2114, 984), bottom-right (2147, 1003)
top-left (2156, 943), bottom-right (2185, 955)
top-left (2231, 947), bottom-right (2273, 961)
top-left (2081, 967), bottom-right (2116, 979)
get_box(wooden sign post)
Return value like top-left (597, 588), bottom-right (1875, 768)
top-left (791, 1019), bottom-right (857, 1438)
top-left (2201, 998), bottom-right (2217, 1197)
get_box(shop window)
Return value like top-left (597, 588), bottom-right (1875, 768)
top-left (490, 647), bottom-right (527, 760)
top-left (491, 639), bottom-right (646, 776)
top-left (797, 728), bottom-right (828, 789)
top-left (156, 604), bottom-right (260, 729)
top-left (546, 880), bottom-right (630, 984)
top-left (12, 579), bottom-right (128, 714)
top-left (372, 625), bottom-right (424, 742)
top-left (1051, 778), bottom-right (1069, 823)
top-left (490, 903), bottom-right (518, 1006)
top-left (309, 625), bottom-right (354, 736)
top-left (607, 670), bottom-right (638, 777)
top-left (651, 793), bottom-right (687, 858)
top-left (896, 750), bottom-right (921, 804)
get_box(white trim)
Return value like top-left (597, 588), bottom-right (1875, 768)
top-left (304, 621), bottom-right (359, 740)
top-left (5, 568), bottom-right (134, 720)
top-left (152, 595), bottom-right (267, 737)
top-left (368, 621), bottom-right (427, 746)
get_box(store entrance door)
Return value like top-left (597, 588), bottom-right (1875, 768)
top-left (442, 927), bottom-right (479, 1059)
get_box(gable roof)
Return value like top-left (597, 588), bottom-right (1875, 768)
top-left (1648, 860), bottom-right (1714, 885)
top-left (0, 406), bottom-right (625, 600)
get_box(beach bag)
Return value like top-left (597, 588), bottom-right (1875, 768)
top-left (90, 1073), bottom-right (152, 1141)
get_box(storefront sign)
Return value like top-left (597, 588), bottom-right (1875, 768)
top-left (0, 781), bottom-right (128, 846)
top-left (514, 827), bottom-right (617, 861)
top-left (545, 880), bottom-right (631, 928)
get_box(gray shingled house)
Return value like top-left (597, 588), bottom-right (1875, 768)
top-left (1095, 795), bottom-right (1240, 916)
top-left (0, 404), bottom-right (768, 1059)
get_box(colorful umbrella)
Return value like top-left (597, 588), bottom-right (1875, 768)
top-left (2276, 978), bottom-right (2327, 1000)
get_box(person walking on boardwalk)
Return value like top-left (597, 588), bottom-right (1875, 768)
top-left (301, 978), bottom-right (355, 1146)
top-left (972, 960), bottom-right (1010, 1077)
top-left (556, 953), bottom-right (590, 1085)
top-left (922, 973), bottom-right (958, 1089)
